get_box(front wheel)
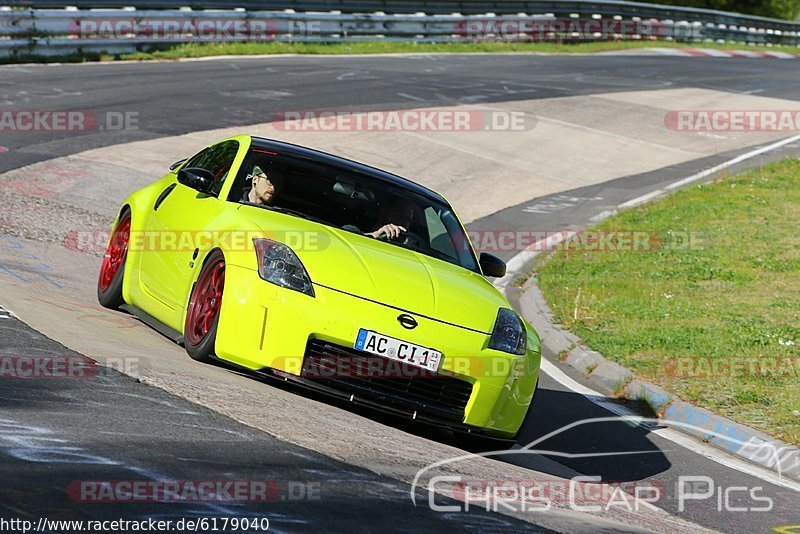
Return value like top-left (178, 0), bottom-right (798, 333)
top-left (97, 209), bottom-right (131, 310)
top-left (184, 250), bottom-right (226, 363)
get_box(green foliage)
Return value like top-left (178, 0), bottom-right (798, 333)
top-left (536, 158), bottom-right (800, 444)
top-left (655, 0), bottom-right (800, 20)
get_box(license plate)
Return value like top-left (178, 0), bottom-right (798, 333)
top-left (354, 329), bottom-right (442, 373)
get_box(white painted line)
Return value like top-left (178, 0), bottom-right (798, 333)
top-left (539, 116), bottom-right (694, 156)
top-left (541, 359), bottom-right (800, 493)
top-left (649, 426), bottom-right (800, 492)
top-left (664, 133), bottom-right (800, 191)
top-left (617, 189), bottom-right (664, 209)
top-left (588, 209), bottom-right (617, 223)
top-left (539, 359), bottom-right (636, 420)
top-left (397, 92), bottom-right (426, 101)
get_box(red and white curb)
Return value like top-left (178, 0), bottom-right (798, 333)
top-left (649, 47), bottom-right (798, 59)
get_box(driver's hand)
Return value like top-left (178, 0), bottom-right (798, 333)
top-left (372, 224), bottom-right (406, 239)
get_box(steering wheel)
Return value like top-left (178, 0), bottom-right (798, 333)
top-left (378, 229), bottom-right (425, 248)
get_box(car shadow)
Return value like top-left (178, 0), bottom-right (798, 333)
top-left (516, 382), bottom-right (672, 481)
top-left (214, 359), bottom-right (672, 484)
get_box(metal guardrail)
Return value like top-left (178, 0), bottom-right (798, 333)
top-left (0, 4), bottom-right (797, 58)
top-left (2, 0), bottom-right (800, 27)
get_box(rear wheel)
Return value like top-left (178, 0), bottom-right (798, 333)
top-left (184, 250), bottom-right (226, 363)
top-left (97, 209), bottom-right (131, 310)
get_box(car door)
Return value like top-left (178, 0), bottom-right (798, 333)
top-left (138, 140), bottom-right (240, 320)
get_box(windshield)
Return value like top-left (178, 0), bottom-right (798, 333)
top-left (230, 148), bottom-right (480, 273)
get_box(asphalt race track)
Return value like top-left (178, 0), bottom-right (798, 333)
top-left (1, 54), bottom-right (800, 533)
top-left (0, 314), bottom-right (539, 533)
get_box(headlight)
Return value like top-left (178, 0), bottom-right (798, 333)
top-left (253, 238), bottom-right (315, 297)
top-left (488, 308), bottom-right (526, 355)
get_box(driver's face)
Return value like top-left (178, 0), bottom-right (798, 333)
top-left (252, 172), bottom-right (278, 204)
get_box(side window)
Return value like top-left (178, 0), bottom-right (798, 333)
top-left (424, 206), bottom-right (458, 260)
top-left (424, 206), bottom-right (478, 271)
top-left (183, 140), bottom-right (239, 196)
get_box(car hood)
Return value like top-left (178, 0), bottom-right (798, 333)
top-left (240, 206), bottom-right (505, 333)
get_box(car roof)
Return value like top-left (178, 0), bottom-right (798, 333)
top-left (250, 136), bottom-right (448, 205)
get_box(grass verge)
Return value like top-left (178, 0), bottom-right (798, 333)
top-left (2, 39), bottom-right (798, 64)
top-left (535, 158), bottom-right (800, 444)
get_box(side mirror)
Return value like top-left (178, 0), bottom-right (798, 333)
top-left (177, 167), bottom-right (215, 194)
top-left (479, 252), bottom-right (506, 278)
top-left (169, 158), bottom-right (187, 171)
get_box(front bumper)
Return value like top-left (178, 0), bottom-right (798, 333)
top-left (215, 264), bottom-right (540, 437)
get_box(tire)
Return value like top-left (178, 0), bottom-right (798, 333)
top-left (97, 209), bottom-right (131, 310)
top-left (184, 250), bottom-right (226, 363)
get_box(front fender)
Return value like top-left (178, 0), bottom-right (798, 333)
top-left (118, 173), bottom-right (177, 307)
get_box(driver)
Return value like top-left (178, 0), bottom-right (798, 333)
top-left (243, 165), bottom-right (284, 206)
top-left (366, 200), bottom-right (414, 239)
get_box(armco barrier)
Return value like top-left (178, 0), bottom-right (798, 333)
top-left (0, 3), bottom-right (797, 58)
